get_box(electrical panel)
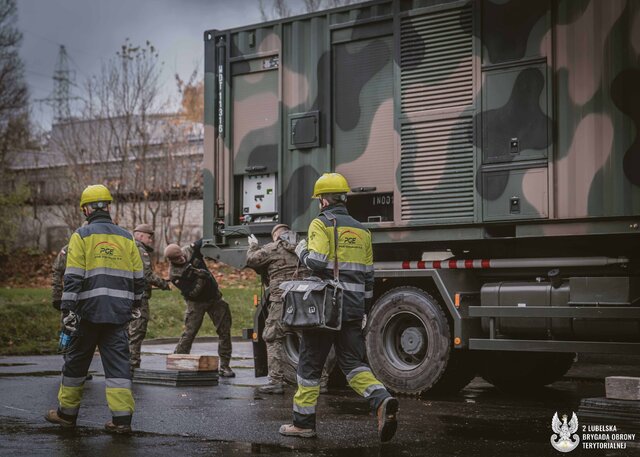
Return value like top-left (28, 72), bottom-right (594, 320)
top-left (242, 174), bottom-right (277, 218)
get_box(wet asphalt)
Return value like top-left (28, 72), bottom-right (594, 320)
top-left (1, 341), bottom-right (639, 457)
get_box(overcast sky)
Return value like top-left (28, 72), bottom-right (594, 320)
top-left (17, 0), bottom-right (275, 130)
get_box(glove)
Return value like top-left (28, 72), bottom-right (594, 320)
top-left (295, 239), bottom-right (308, 259)
top-left (52, 300), bottom-right (62, 311)
top-left (247, 234), bottom-right (258, 247)
top-left (131, 308), bottom-right (142, 320)
top-left (62, 310), bottom-right (79, 333)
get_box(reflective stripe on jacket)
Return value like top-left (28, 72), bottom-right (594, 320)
top-left (61, 214), bottom-right (145, 324)
top-left (302, 204), bottom-right (374, 321)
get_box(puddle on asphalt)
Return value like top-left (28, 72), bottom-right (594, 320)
top-left (199, 440), bottom-right (406, 457)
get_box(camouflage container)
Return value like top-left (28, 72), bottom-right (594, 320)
top-left (203, 0), bottom-right (640, 266)
top-left (203, 0), bottom-right (640, 395)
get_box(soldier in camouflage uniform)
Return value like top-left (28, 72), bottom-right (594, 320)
top-left (51, 245), bottom-right (68, 311)
top-left (246, 224), bottom-right (335, 394)
top-left (165, 240), bottom-right (235, 377)
top-left (129, 224), bottom-right (171, 372)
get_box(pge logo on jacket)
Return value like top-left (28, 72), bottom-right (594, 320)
top-left (94, 241), bottom-right (122, 260)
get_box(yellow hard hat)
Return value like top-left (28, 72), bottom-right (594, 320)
top-left (311, 173), bottom-right (350, 198)
top-left (79, 184), bottom-right (113, 208)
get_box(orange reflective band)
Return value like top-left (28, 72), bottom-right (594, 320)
top-left (253, 295), bottom-right (258, 306)
top-left (454, 337), bottom-right (461, 345)
top-left (454, 293), bottom-right (461, 308)
top-left (252, 332), bottom-right (258, 341)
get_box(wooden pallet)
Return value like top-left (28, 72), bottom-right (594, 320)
top-left (133, 368), bottom-right (218, 387)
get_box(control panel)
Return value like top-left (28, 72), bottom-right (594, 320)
top-left (242, 173), bottom-right (277, 218)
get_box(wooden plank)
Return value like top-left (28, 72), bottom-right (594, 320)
top-left (166, 354), bottom-right (219, 372)
top-left (606, 376), bottom-right (640, 401)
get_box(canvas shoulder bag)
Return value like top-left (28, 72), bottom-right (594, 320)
top-left (281, 211), bottom-right (343, 331)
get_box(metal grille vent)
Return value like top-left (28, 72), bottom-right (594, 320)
top-left (400, 116), bottom-right (474, 220)
top-left (400, 6), bottom-right (473, 113)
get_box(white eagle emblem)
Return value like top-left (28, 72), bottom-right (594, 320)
top-left (550, 411), bottom-right (580, 452)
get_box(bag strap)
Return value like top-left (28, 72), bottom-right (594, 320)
top-left (322, 211), bottom-right (339, 281)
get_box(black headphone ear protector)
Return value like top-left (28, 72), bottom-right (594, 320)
top-left (338, 194), bottom-right (347, 203)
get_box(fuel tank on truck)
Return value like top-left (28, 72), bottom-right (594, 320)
top-left (481, 277), bottom-right (640, 341)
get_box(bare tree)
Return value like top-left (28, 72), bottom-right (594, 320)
top-left (0, 0), bottom-right (31, 255)
top-left (48, 42), bottom-right (203, 251)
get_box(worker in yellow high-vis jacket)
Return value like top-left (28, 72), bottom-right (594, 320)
top-left (279, 173), bottom-right (399, 442)
top-left (45, 184), bottom-right (145, 434)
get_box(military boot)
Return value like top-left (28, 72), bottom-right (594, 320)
top-left (219, 364), bottom-right (236, 378)
top-left (258, 381), bottom-right (285, 394)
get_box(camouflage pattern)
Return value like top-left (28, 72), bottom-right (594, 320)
top-left (203, 0), bottom-right (640, 269)
top-left (51, 245), bottom-right (68, 308)
top-left (128, 240), bottom-right (169, 369)
top-left (245, 231), bottom-right (338, 384)
top-left (245, 231), bottom-right (302, 303)
top-left (170, 244), bottom-right (232, 367)
top-left (173, 297), bottom-right (233, 367)
top-left (128, 298), bottom-right (150, 369)
top-left (135, 240), bottom-right (169, 299)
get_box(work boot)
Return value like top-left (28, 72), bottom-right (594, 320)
top-left (44, 409), bottom-right (76, 428)
top-left (258, 381), bottom-right (284, 394)
top-left (219, 365), bottom-right (236, 378)
top-left (377, 397), bottom-right (399, 442)
top-left (105, 421), bottom-right (132, 435)
top-left (279, 424), bottom-right (317, 438)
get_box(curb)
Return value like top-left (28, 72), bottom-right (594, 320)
top-left (143, 336), bottom-right (249, 345)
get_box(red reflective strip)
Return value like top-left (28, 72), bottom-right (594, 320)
top-left (402, 261), bottom-right (410, 269)
top-left (448, 260), bottom-right (458, 269)
top-left (465, 259), bottom-right (473, 269)
top-left (481, 259), bottom-right (490, 269)
top-left (433, 261), bottom-right (441, 269)
top-left (417, 261), bottom-right (426, 269)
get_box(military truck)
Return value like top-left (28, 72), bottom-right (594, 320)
top-left (201, 0), bottom-right (640, 395)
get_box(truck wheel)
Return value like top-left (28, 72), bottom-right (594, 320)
top-left (281, 331), bottom-right (300, 385)
top-left (479, 351), bottom-right (575, 391)
top-left (365, 286), bottom-right (475, 395)
top-left (281, 332), bottom-right (343, 387)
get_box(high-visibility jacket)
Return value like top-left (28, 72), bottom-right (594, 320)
top-left (301, 204), bottom-right (374, 321)
top-left (61, 212), bottom-right (145, 324)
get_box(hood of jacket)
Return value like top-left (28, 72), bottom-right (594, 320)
top-left (278, 230), bottom-right (298, 252)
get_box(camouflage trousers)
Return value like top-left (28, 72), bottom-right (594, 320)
top-left (128, 298), bottom-right (150, 369)
top-left (174, 297), bottom-right (233, 368)
top-left (263, 299), bottom-right (334, 385)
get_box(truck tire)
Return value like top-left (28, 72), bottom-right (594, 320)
top-left (281, 331), bottom-right (300, 385)
top-left (281, 332), bottom-right (342, 387)
top-left (479, 351), bottom-right (575, 391)
top-left (365, 286), bottom-right (475, 396)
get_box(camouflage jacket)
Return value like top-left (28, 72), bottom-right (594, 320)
top-left (246, 231), bottom-right (307, 302)
top-left (136, 240), bottom-right (169, 299)
top-left (51, 244), bottom-right (68, 308)
top-left (169, 244), bottom-right (221, 302)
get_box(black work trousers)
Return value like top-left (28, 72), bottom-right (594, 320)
top-left (293, 320), bottom-right (390, 429)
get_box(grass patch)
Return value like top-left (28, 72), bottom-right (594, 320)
top-left (0, 284), bottom-right (260, 356)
